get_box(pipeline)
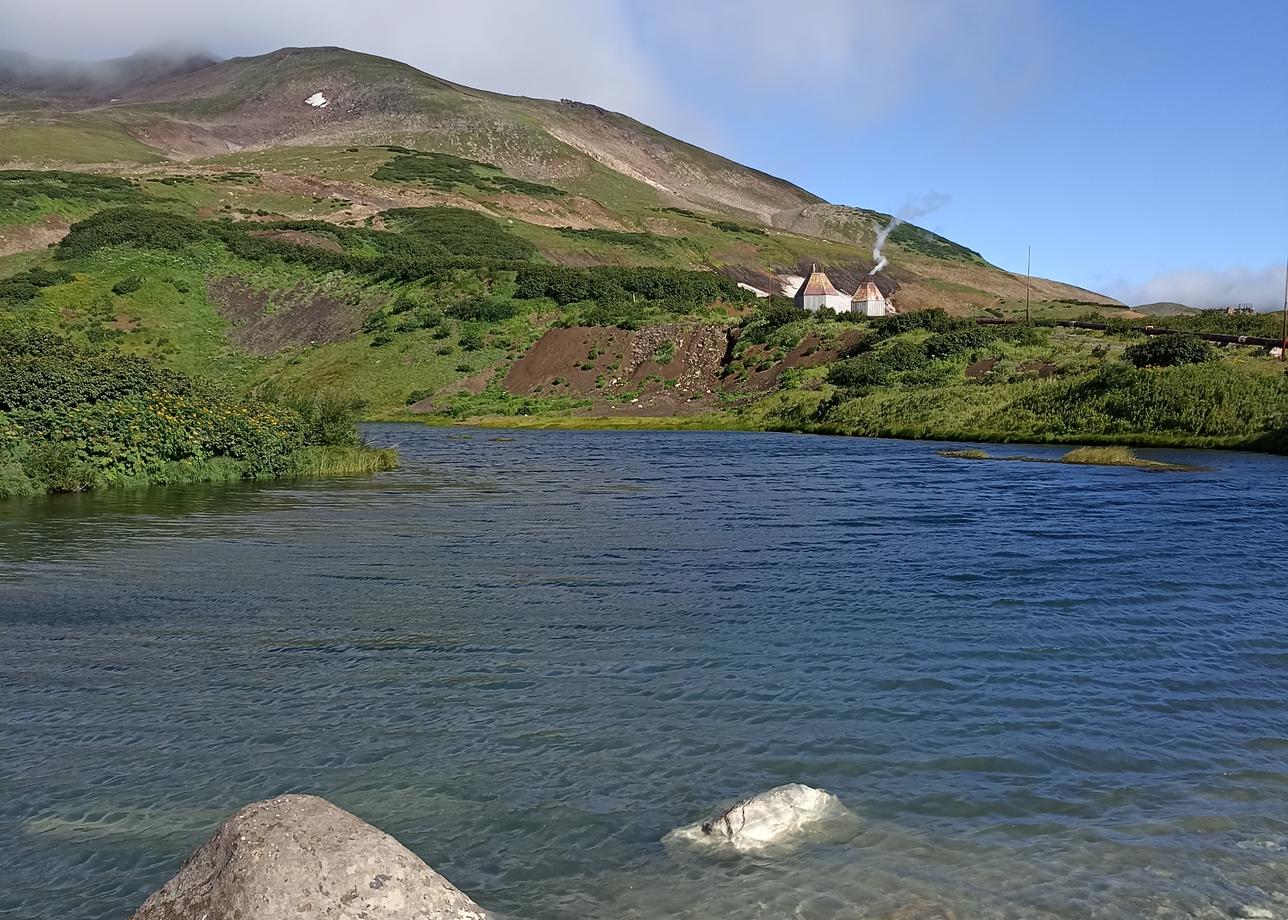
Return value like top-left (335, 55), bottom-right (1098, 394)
top-left (976, 317), bottom-right (1282, 348)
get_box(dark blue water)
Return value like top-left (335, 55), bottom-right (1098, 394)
top-left (3, 426), bottom-right (1288, 920)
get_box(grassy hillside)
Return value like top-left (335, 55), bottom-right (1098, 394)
top-left (0, 46), bottom-right (1282, 463)
top-left (0, 45), bottom-right (1118, 310)
top-left (0, 168), bottom-right (1283, 461)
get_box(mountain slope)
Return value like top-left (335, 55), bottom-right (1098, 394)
top-left (0, 45), bottom-right (1118, 309)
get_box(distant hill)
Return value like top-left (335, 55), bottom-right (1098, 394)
top-left (0, 45), bottom-right (1119, 311)
top-left (0, 48), bottom-right (217, 102)
top-left (1133, 301), bottom-right (1201, 316)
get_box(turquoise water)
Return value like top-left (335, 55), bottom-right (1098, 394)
top-left (3, 426), bottom-right (1288, 919)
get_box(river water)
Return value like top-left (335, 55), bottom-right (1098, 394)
top-left (3, 426), bottom-right (1288, 920)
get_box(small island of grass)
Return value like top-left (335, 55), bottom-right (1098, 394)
top-left (937, 444), bottom-right (1199, 472)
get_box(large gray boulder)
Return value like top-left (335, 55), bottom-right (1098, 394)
top-left (663, 783), bottom-right (857, 853)
top-left (130, 794), bottom-right (488, 920)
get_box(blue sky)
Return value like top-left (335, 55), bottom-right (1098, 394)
top-left (4, 0), bottom-right (1285, 306)
top-left (620, 0), bottom-right (1288, 307)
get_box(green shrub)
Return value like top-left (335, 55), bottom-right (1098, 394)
top-left (374, 150), bottom-right (564, 197)
top-left (381, 207), bottom-right (538, 261)
top-left (0, 267), bottom-right (74, 309)
top-left (881, 340), bottom-right (933, 371)
top-left (869, 308), bottom-right (958, 341)
top-left (0, 170), bottom-right (144, 212)
top-left (58, 207), bottom-right (210, 258)
top-left (827, 357), bottom-right (892, 388)
top-left (711, 219), bottom-right (767, 236)
top-left (445, 297), bottom-right (523, 322)
top-left (112, 275), bottom-right (144, 296)
top-left (1124, 334), bottom-right (1216, 368)
top-left (515, 264), bottom-right (748, 306)
top-left (281, 394), bottom-right (364, 447)
top-left (0, 328), bottom-right (385, 495)
top-left (924, 326), bottom-right (996, 359)
top-left (459, 327), bottom-right (485, 351)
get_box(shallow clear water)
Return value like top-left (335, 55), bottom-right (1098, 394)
top-left (4, 426), bottom-right (1288, 920)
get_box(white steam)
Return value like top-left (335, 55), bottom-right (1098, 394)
top-left (869, 192), bottom-right (951, 276)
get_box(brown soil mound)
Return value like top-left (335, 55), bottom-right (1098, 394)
top-left (502, 323), bottom-right (731, 413)
top-left (0, 213), bottom-right (69, 257)
top-left (127, 120), bottom-right (238, 159)
top-left (207, 277), bottom-right (369, 355)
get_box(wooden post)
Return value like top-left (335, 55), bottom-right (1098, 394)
top-left (1025, 245), bottom-right (1032, 325)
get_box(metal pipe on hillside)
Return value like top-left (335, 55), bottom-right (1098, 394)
top-left (973, 317), bottom-right (1283, 348)
top-left (1051, 320), bottom-right (1284, 348)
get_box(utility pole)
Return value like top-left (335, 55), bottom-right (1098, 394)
top-left (1025, 245), bottom-right (1032, 325)
top-left (1281, 248), bottom-right (1287, 361)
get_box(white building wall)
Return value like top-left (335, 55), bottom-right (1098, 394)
top-left (801, 293), bottom-right (853, 313)
top-left (855, 297), bottom-right (888, 317)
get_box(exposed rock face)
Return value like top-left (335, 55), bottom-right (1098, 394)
top-left (664, 783), bottom-right (856, 853)
top-left (130, 794), bottom-right (488, 920)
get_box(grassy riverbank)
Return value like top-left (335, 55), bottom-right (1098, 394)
top-left (0, 326), bottom-right (396, 498)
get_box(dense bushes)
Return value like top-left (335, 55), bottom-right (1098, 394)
top-left (55, 206), bottom-right (537, 272)
top-left (515, 264), bottom-right (749, 306)
top-left (923, 326), bottom-right (996, 359)
top-left (1153, 309), bottom-right (1284, 339)
top-left (373, 149), bottom-right (565, 198)
top-left (111, 275), bottom-right (143, 296)
top-left (0, 170), bottom-right (144, 213)
top-left (1125, 333), bottom-right (1216, 368)
top-left (1011, 362), bottom-right (1288, 438)
top-left (445, 297), bottom-right (525, 322)
top-left (382, 207), bottom-right (539, 261)
top-left (58, 207), bottom-right (212, 258)
top-left (827, 340), bottom-right (935, 388)
top-left (0, 327), bottom-right (385, 497)
top-left (0, 267), bottom-right (75, 310)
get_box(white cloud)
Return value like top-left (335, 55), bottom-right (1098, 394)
top-left (1107, 263), bottom-right (1287, 311)
top-left (0, 0), bottom-right (687, 133)
top-left (0, 0), bottom-right (1050, 141)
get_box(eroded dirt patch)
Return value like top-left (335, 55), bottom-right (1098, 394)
top-left (728, 328), bottom-right (864, 392)
top-left (207, 277), bottom-right (370, 355)
top-left (497, 323), bottom-right (730, 414)
top-left (0, 214), bottom-right (70, 257)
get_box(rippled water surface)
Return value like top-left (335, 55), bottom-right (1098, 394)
top-left (4, 427), bottom-right (1288, 920)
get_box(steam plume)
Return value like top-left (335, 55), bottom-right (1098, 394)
top-left (869, 192), bottom-right (951, 276)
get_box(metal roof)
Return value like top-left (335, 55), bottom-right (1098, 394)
top-left (796, 268), bottom-right (843, 299)
top-left (852, 280), bottom-right (886, 301)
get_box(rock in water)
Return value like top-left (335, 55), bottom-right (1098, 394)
top-left (664, 783), bottom-right (855, 852)
top-left (130, 794), bottom-right (488, 920)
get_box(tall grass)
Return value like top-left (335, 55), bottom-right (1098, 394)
top-left (288, 445), bottom-right (399, 476)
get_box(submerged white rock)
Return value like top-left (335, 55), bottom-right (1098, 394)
top-left (664, 783), bottom-right (856, 852)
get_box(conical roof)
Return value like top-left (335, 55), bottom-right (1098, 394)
top-left (853, 280), bottom-right (885, 301)
top-left (796, 265), bottom-right (842, 298)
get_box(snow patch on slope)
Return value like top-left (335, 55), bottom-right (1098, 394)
top-left (779, 274), bottom-right (805, 297)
